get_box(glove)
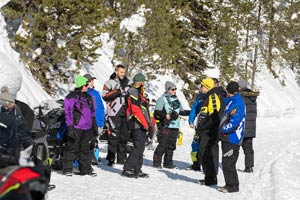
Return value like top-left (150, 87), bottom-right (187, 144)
top-left (170, 111), bottom-right (179, 120)
top-left (67, 126), bottom-right (77, 139)
top-left (98, 127), bottom-right (104, 136)
top-left (146, 126), bottom-right (153, 139)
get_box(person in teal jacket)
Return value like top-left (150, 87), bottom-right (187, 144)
top-left (153, 81), bottom-right (190, 169)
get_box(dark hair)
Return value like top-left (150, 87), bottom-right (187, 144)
top-left (212, 78), bottom-right (219, 85)
top-left (115, 64), bottom-right (126, 71)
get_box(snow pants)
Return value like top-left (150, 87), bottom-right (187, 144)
top-left (222, 142), bottom-right (240, 188)
top-left (63, 128), bottom-right (94, 174)
top-left (106, 116), bottom-right (129, 163)
top-left (123, 128), bottom-right (147, 172)
top-left (153, 128), bottom-right (179, 166)
top-left (198, 131), bottom-right (219, 184)
top-left (242, 137), bottom-right (254, 168)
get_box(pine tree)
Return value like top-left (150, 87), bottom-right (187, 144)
top-left (2, 0), bottom-right (108, 94)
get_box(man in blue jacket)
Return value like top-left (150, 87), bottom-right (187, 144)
top-left (188, 91), bottom-right (206, 171)
top-left (84, 74), bottom-right (105, 164)
top-left (219, 81), bottom-right (246, 193)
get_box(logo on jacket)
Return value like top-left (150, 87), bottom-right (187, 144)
top-left (223, 149), bottom-right (233, 157)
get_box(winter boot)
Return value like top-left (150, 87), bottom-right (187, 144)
top-left (163, 164), bottom-right (177, 169)
top-left (198, 178), bottom-right (217, 186)
top-left (136, 170), bottom-right (149, 178)
top-left (122, 170), bottom-right (138, 178)
top-left (218, 185), bottom-right (239, 193)
top-left (243, 167), bottom-right (253, 173)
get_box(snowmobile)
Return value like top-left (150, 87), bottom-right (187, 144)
top-left (0, 165), bottom-right (49, 200)
top-left (0, 111), bottom-right (50, 200)
top-left (32, 100), bottom-right (66, 170)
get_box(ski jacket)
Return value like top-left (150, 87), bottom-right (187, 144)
top-left (240, 88), bottom-right (258, 138)
top-left (188, 93), bottom-right (206, 125)
top-left (0, 112), bottom-right (17, 150)
top-left (126, 85), bottom-right (150, 130)
top-left (219, 93), bottom-right (246, 145)
top-left (64, 90), bottom-right (95, 130)
top-left (102, 73), bottom-right (130, 117)
top-left (154, 93), bottom-right (186, 129)
top-left (0, 112), bottom-right (19, 167)
top-left (1, 105), bottom-right (30, 146)
top-left (87, 88), bottom-right (105, 127)
top-left (196, 87), bottom-right (225, 135)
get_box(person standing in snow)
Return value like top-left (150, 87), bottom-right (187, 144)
top-left (63, 76), bottom-right (97, 177)
top-left (84, 73), bottom-right (105, 164)
top-left (238, 80), bottom-right (259, 173)
top-left (188, 78), bottom-right (225, 171)
top-left (188, 89), bottom-right (206, 171)
top-left (197, 78), bottom-right (226, 186)
top-left (122, 73), bottom-right (150, 178)
top-left (102, 64), bottom-right (130, 166)
top-left (152, 81), bottom-right (190, 169)
top-left (218, 81), bottom-right (246, 193)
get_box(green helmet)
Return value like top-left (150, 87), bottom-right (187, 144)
top-left (75, 76), bottom-right (88, 88)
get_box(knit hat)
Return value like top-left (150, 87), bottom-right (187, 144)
top-left (83, 74), bottom-right (96, 82)
top-left (226, 81), bottom-right (239, 94)
top-left (201, 78), bottom-right (214, 90)
top-left (133, 73), bottom-right (146, 82)
top-left (165, 81), bottom-right (176, 91)
top-left (75, 76), bottom-right (88, 88)
top-left (0, 86), bottom-right (15, 104)
top-left (237, 80), bottom-right (248, 89)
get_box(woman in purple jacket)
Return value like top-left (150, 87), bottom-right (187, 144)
top-left (63, 76), bottom-right (97, 177)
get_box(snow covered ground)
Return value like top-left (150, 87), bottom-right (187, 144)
top-left (48, 116), bottom-right (300, 200)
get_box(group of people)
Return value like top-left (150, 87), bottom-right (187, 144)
top-left (187, 78), bottom-right (258, 193)
top-left (0, 63), bottom-right (258, 194)
top-left (63, 64), bottom-right (191, 179)
top-left (62, 64), bottom-right (259, 193)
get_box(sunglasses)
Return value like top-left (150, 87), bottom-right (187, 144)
top-left (170, 88), bottom-right (177, 91)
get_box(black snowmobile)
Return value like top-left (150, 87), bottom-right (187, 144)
top-left (0, 111), bottom-right (50, 200)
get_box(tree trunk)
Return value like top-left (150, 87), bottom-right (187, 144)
top-left (251, 0), bottom-right (261, 89)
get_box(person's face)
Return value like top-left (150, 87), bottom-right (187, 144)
top-left (168, 87), bottom-right (177, 95)
top-left (134, 81), bottom-right (144, 88)
top-left (3, 102), bottom-right (15, 110)
top-left (87, 79), bottom-right (94, 89)
top-left (81, 84), bottom-right (89, 92)
top-left (115, 68), bottom-right (126, 80)
top-left (200, 85), bottom-right (209, 94)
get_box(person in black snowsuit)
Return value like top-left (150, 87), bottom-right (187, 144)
top-left (0, 86), bottom-right (31, 150)
top-left (197, 78), bottom-right (226, 186)
top-left (238, 80), bottom-right (259, 173)
top-left (0, 111), bottom-right (19, 168)
top-left (122, 73), bottom-right (151, 178)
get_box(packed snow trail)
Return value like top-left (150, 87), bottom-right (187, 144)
top-left (48, 116), bottom-right (300, 200)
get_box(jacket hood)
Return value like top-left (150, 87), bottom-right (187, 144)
top-left (208, 86), bottom-right (227, 97)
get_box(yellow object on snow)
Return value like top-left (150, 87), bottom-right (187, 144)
top-left (177, 130), bottom-right (183, 145)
